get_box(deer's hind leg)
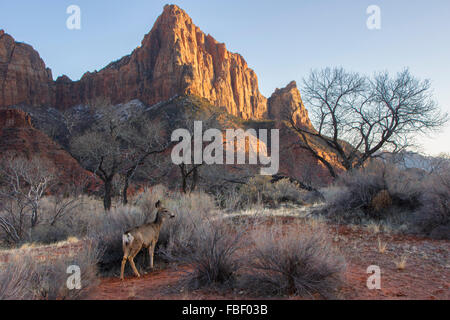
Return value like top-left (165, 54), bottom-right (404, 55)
top-left (121, 245), bottom-right (131, 281)
top-left (120, 256), bottom-right (128, 281)
top-left (128, 247), bottom-right (142, 278)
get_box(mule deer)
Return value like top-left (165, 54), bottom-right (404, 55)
top-left (120, 200), bottom-right (175, 280)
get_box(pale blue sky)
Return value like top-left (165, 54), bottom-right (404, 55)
top-left (1, 0), bottom-right (449, 155)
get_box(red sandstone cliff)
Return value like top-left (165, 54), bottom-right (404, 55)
top-left (0, 30), bottom-right (54, 108)
top-left (0, 5), bottom-right (311, 127)
top-left (0, 109), bottom-right (89, 183)
top-left (268, 81), bottom-right (313, 129)
top-left (55, 5), bottom-right (269, 119)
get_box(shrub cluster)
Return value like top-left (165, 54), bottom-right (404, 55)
top-left (323, 162), bottom-right (449, 238)
top-left (0, 241), bottom-right (99, 300)
top-left (240, 176), bottom-right (304, 207)
top-left (240, 224), bottom-right (345, 298)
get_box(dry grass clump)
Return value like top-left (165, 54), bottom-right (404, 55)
top-left (240, 224), bottom-right (346, 298)
top-left (395, 255), bottom-right (408, 270)
top-left (377, 237), bottom-right (387, 254)
top-left (164, 218), bottom-right (244, 290)
top-left (240, 176), bottom-right (304, 208)
top-left (0, 241), bottom-right (99, 300)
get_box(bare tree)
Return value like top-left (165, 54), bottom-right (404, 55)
top-left (0, 156), bottom-right (58, 243)
top-left (171, 110), bottom-right (224, 193)
top-left (119, 117), bottom-right (172, 204)
top-left (287, 67), bottom-right (448, 178)
top-left (70, 104), bottom-right (171, 210)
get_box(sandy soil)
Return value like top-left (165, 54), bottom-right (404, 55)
top-left (87, 221), bottom-right (449, 300)
top-left (1, 215), bottom-right (447, 300)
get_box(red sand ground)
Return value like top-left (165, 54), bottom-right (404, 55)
top-left (87, 224), bottom-right (449, 300)
top-left (1, 220), bottom-right (447, 300)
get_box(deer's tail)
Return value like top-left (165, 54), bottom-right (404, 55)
top-left (123, 233), bottom-right (134, 245)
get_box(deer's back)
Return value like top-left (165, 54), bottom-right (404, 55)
top-left (126, 223), bottom-right (161, 247)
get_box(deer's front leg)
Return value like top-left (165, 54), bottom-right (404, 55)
top-left (148, 243), bottom-right (155, 270)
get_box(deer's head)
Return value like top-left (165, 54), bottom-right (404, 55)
top-left (155, 200), bottom-right (175, 220)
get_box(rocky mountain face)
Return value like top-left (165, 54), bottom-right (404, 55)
top-left (0, 4), bottom-right (343, 184)
top-left (55, 4), bottom-right (269, 119)
top-left (0, 109), bottom-right (89, 182)
top-left (268, 81), bottom-right (312, 129)
top-left (0, 30), bottom-right (54, 108)
top-left (0, 5), bottom-right (311, 126)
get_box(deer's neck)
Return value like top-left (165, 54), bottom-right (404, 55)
top-left (153, 212), bottom-right (165, 229)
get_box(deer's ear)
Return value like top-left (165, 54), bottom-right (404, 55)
top-left (155, 200), bottom-right (161, 208)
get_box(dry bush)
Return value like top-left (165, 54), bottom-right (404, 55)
top-left (240, 176), bottom-right (272, 205)
top-left (0, 241), bottom-right (99, 300)
top-left (0, 156), bottom-right (59, 244)
top-left (162, 218), bottom-right (244, 290)
top-left (157, 191), bottom-right (217, 259)
top-left (413, 171), bottom-right (450, 238)
top-left (272, 179), bottom-right (304, 204)
top-left (370, 190), bottom-right (392, 213)
top-left (324, 163), bottom-right (421, 222)
top-left (323, 161), bottom-right (449, 238)
top-left (216, 186), bottom-right (246, 212)
top-left (240, 224), bottom-right (345, 298)
top-left (133, 184), bottom-right (169, 214)
top-left (240, 176), bottom-right (303, 207)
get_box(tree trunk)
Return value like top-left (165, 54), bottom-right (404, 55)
top-left (122, 178), bottom-right (129, 205)
top-left (104, 178), bottom-right (113, 211)
top-left (190, 166), bottom-right (199, 193)
top-left (179, 165), bottom-right (187, 194)
top-left (31, 208), bottom-right (38, 228)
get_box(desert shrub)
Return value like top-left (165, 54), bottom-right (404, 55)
top-left (240, 176), bottom-right (303, 207)
top-left (325, 163), bottom-right (422, 222)
top-left (157, 191), bottom-right (216, 259)
top-left (30, 223), bottom-right (74, 245)
top-left (370, 190), bottom-right (393, 213)
top-left (241, 224), bottom-right (345, 298)
top-left (240, 175), bottom-right (272, 205)
top-left (0, 241), bottom-right (99, 300)
top-left (162, 218), bottom-right (243, 290)
top-left (216, 186), bottom-right (246, 212)
top-left (133, 184), bottom-right (169, 214)
top-left (323, 161), bottom-right (449, 237)
top-left (412, 172), bottom-right (450, 238)
top-left (272, 179), bottom-right (304, 204)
